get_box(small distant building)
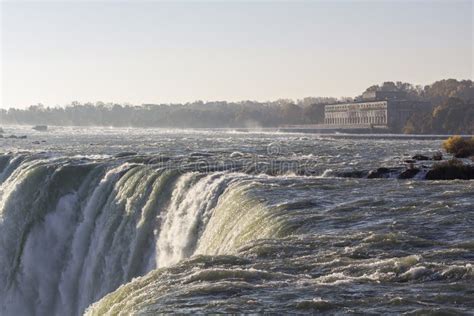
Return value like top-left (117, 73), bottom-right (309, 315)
top-left (324, 91), bottom-right (431, 131)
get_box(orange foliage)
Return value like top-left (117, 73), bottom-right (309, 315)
top-left (442, 136), bottom-right (474, 158)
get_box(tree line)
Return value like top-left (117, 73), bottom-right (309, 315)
top-left (0, 79), bottom-right (472, 134)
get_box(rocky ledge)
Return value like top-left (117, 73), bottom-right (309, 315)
top-left (337, 153), bottom-right (474, 181)
top-left (425, 159), bottom-right (474, 180)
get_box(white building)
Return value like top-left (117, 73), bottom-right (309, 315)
top-left (324, 101), bottom-right (388, 126)
top-left (324, 100), bottom-right (432, 131)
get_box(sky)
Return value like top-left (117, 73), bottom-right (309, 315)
top-left (0, 0), bottom-right (472, 108)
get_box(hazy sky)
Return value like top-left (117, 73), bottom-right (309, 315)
top-left (1, 0), bottom-right (472, 108)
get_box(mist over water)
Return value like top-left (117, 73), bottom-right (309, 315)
top-left (0, 127), bottom-right (472, 315)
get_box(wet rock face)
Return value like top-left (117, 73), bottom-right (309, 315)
top-left (367, 167), bottom-right (398, 179)
top-left (412, 154), bottom-right (430, 161)
top-left (7, 135), bottom-right (27, 139)
top-left (337, 170), bottom-right (367, 178)
top-left (432, 152), bottom-right (443, 161)
top-left (398, 168), bottom-right (420, 179)
top-left (32, 125), bottom-right (48, 131)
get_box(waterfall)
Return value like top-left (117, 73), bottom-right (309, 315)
top-left (0, 154), bottom-right (280, 316)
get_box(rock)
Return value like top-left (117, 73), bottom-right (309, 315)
top-left (454, 149), bottom-right (474, 159)
top-left (8, 135), bottom-right (27, 139)
top-left (425, 159), bottom-right (474, 180)
top-left (337, 170), bottom-right (367, 178)
top-left (412, 154), bottom-right (430, 161)
top-left (404, 159), bottom-right (416, 164)
top-left (367, 167), bottom-right (393, 179)
top-left (432, 152), bottom-right (443, 161)
top-left (32, 125), bottom-right (48, 131)
top-left (398, 168), bottom-right (420, 179)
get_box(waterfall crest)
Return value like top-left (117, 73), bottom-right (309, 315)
top-left (0, 154), bottom-right (280, 316)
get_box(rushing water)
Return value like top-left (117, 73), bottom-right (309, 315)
top-left (0, 126), bottom-right (472, 315)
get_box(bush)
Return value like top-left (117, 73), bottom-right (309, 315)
top-left (442, 136), bottom-right (474, 158)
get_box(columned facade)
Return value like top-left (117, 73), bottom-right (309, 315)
top-left (324, 101), bottom-right (388, 127)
